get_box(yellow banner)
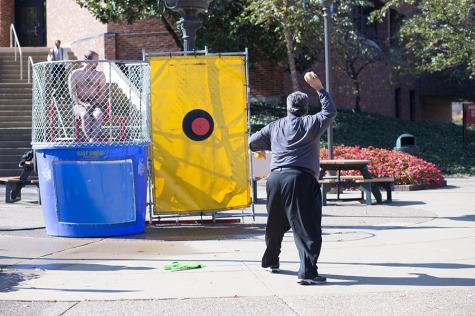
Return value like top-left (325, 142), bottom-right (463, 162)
top-left (150, 55), bottom-right (250, 214)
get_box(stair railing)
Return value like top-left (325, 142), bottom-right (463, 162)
top-left (9, 24), bottom-right (23, 80)
top-left (28, 56), bottom-right (34, 84)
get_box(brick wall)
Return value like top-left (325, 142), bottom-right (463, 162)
top-left (0, 0), bottom-right (14, 47)
top-left (108, 18), bottom-right (179, 60)
top-left (250, 50), bottom-right (285, 98)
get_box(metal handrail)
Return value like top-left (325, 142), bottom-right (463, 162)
top-left (10, 24), bottom-right (23, 80)
top-left (28, 56), bottom-right (34, 84)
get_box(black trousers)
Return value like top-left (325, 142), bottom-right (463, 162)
top-left (51, 64), bottom-right (66, 96)
top-left (262, 168), bottom-right (322, 279)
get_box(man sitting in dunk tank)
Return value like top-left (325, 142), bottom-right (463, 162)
top-left (69, 50), bottom-right (107, 142)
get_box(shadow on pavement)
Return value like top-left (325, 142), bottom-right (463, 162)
top-left (120, 223), bottom-right (267, 241)
top-left (275, 270), bottom-right (475, 286)
top-left (320, 261), bottom-right (475, 269)
top-left (323, 225), bottom-right (471, 231)
top-left (2, 263), bottom-right (154, 272)
top-left (324, 273), bottom-right (475, 287)
top-left (18, 287), bottom-right (137, 293)
top-left (385, 200), bottom-right (426, 206)
top-left (443, 214), bottom-right (475, 222)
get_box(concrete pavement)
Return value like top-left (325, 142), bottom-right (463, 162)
top-left (0, 177), bottom-right (474, 315)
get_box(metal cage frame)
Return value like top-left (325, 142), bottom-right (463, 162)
top-left (31, 60), bottom-right (151, 148)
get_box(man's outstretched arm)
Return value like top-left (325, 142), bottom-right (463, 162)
top-left (249, 124), bottom-right (271, 152)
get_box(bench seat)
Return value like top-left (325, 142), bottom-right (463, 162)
top-left (321, 176), bottom-right (394, 205)
top-left (0, 176), bottom-right (40, 203)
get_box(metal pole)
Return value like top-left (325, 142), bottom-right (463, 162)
top-left (108, 63), bottom-right (113, 140)
top-left (323, 0), bottom-right (334, 160)
top-left (245, 48), bottom-right (255, 220)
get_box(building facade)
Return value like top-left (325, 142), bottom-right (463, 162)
top-left (0, 0), bottom-right (473, 122)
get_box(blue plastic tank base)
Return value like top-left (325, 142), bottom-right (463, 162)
top-left (34, 144), bottom-right (149, 237)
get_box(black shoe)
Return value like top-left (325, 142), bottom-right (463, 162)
top-left (268, 264), bottom-right (280, 273)
top-left (297, 275), bottom-right (327, 285)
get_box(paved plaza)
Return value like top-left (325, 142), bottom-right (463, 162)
top-left (0, 177), bottom-right (474, 315)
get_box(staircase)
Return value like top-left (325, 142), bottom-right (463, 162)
top-left (0, 48), bottom-right (50, 176)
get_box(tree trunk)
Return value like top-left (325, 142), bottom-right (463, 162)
top-left (283, 25), bottom-right (299, 91)
top-left (346, 56), bottom-right (361, 112)
top-left (352, 78), bottom-right (361, 112)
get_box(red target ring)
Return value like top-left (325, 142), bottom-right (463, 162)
top-left (191, 117), bottom-right (211, 136)
top-left (182, 109), bottom-right (214, 141)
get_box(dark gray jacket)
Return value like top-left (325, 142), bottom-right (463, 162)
top-left (249, 89), bottom-right (337, 177)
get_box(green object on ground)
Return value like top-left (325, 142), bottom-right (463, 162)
top-left (164, 262), bottom-right (205, 271)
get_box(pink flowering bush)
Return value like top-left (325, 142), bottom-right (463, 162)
top-left (320, 145), bottom-right (445, 186)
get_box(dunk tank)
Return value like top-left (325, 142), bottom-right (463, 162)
top-left (31, 60), bottom-right (150, 237)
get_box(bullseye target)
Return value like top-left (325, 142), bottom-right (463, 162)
top-left (182, 109), bottom-right (214, 141)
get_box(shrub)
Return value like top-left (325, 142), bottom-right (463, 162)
top-left (320, 145), bottom-right (445, 186)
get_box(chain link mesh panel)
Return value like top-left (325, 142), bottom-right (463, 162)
top-left (32, 60), bottom-right (150, 147)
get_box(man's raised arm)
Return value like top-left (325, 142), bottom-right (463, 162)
top-left (304, 71), bottom-right (337, 131)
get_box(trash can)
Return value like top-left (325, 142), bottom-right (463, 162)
top-left (394, 133), bottom-right (419, 155)
top-left (31, 60), bottom-right (150, 237)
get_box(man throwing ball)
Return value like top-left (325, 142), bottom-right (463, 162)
top-left (249, 71), bottom-right (337, 285)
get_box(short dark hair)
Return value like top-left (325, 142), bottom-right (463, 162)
top-left (84, 50), bottom-right (99, 60)
top-left (286, 91), bottom-right (309, 116)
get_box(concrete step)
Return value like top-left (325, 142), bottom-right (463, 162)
top-left (0, 147), bottom-right (31, 155)
top-left (0, 161), bottom-right (21, 169)
top-left (0, 121), bottom-right (31, 127)
top-left (0, 127), bottom-right (32, 132)
top-left (0, 65), bottom-right (42, 70)
top-left (0, 93), bottom-right (32, 98)
top-left (0, 168), bottom-right (23, 177)
top-left (0, 132), bottom-right (31, 141)
top-left (0, 71), bottom-right (33, 77)
top-left (0, 98), bottom-right (32, 103)
top-left (0, 105), bottom-right (31, 110)
top-left (0, 89), bottom-right (32, 95)
top-left (0, 86), bottom-right (32, 90)
top-left (0, 110), bottom-right (32, 116)
top-left (0, 140), bottom-right (32, 148)
top-left (0, 115), bottom-right (31, 122)
top-left (0, 154), bottom-right (23, 162)
top-left (0, 82), bottom-right (32, 87)
top-left (0, 74), bottom-right (31, 79)
top-left (0, 80), bottom-right (28, 83)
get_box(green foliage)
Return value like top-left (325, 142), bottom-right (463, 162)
top-left (251, 102), bottom-right (475, 175)
top-left (76, 0), bottom-right (161, 23)
top-left (250, 101), bottom-right (286, 131)
top-left (197, 0), bottom-right (283, 64)
top-left (372, 0), bottom-right (475, 79)
top-left (239, 0), bottom-right (324, 71)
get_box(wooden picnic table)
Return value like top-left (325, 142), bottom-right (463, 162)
top-left (319, 159), bottom-right (383, 203)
